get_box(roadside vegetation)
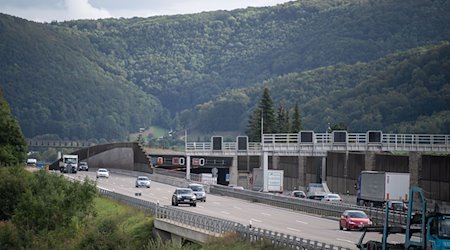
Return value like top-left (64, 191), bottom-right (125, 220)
top-left (0, 166), bottom-right (290, 249)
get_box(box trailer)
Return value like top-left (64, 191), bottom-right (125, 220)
top-left (356, 171), bottom-right (410, 207)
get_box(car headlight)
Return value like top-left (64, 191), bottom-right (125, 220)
top-left (192, 195), bottom-right (196, 200)
top-left (177, 195), bottom-right (182, 199)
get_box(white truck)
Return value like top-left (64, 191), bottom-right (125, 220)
top-left (252, 168), bottom-right (284, 193)
top-left (356, 171), bottom-right (410, 207)
top-left (60, 154), bottom-right (78, 173)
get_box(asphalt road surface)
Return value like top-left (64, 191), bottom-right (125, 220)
top-left (68, 170), bottom-right (406, 249)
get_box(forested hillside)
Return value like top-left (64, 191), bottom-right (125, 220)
top-left (0, 14), bottom-right (162, 140)
top-left (1, 0), bottom-right (450, 140)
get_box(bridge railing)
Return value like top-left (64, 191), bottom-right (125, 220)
top-left (186, 132), bottom-right (450, 153)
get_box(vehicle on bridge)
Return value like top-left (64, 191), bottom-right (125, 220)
top-left (172, 188), bottom-right (197, 207)
top-left (188, 183), bottom-right (206, 202)
top-left (135, 176), bottom-right (151, 188)
top-left (357, 187), bottom-right (450, 250)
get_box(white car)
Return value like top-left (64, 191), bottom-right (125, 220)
top-left (96, 168), bottom-right (109, 178)
top-left (135, 176), bottom-right (151, 188)
top-left (321, 193), bottom-right (342, 202)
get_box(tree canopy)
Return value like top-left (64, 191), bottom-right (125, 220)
top-left (0, 88), bottom-right (26, 166)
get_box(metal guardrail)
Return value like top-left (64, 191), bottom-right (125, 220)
top-left (209, 185), bottom-right (407, 226)
top-left (98, 188), bottom-right (351, 249)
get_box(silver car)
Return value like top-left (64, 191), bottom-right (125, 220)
top-left (135, 176), bottom-right (151, 188)
top-left (188, 183), bottom-right (206, 202)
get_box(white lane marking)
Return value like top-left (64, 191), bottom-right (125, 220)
top-left (336, 238), bottom-right (355, 244)
top-left (250, 218), bottom-right (262, 223)
top-left (337, 230), bottom-right (351, 234)
top-left (287, 227), bottom-right (301, 232)
top-left (221, 211), bottom-right (230, 215)
top-left (261, 212), bottom-right (271, 216)
top-left (296, 220), bottom-right (308, 224)
top-left (197, 205), bottom-right (204, 208)
top-left (213, 202), bottom-right (221, 205)
top-left (233, 206), bottom-right (242, 210)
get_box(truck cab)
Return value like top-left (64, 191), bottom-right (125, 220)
top-left (60, 155), bottom-right (78, 173)
top-left (427, 215), bottom-right (450, 249)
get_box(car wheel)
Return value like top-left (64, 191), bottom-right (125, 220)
top-left (339, 223), bottom-right (343, 230)
top-left (193, 202), bottom-right (197, 207)
top-left (147, 186), bottom-right (150, 188)
top-left (136, 185), bottom-right (138, 188)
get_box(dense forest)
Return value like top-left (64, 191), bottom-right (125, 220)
top-left (1, 0), bottom-right (450, 141)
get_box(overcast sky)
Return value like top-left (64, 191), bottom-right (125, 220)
top-left (0, 0), bottom-right (292, 22)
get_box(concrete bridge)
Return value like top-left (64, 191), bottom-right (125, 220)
top-left (47, 131), bottom-right (450, 204)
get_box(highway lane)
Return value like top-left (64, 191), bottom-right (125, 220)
top-left (68, 170), bottom-right (405, 249)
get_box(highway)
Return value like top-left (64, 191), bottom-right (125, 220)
top-left (68, 170), bottom-right (406, 249)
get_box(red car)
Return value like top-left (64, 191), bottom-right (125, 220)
top-left (339, 210), bottom-right (372, 231)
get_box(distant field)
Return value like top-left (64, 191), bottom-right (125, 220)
top-left (129, 126), bottom-right (167, 141)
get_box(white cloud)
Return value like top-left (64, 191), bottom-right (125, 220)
top-left (0, 0), bottom-right (291, 22)
top-left (64, 0), bottom-right (111, 20)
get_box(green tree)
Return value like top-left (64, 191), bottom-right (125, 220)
top-left (246, 108), bottom-right (262, 142)
top-left (276, 103), bottom-right (290, 133)
top-left (0, 89), bottom-right (27, 166)
top-left (12, 171), bottom-right (96, 235)
top-left (291, 102), bottom-right (302, 133)
top-left (0, 167), bottom-right (29, 220)
top-left (259, 87), bottom-right (276, 133)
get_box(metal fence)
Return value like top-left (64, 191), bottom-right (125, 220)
top-left (98, 188), bottom-right (351, 249)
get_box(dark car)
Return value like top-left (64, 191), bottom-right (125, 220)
top-left (339, 210), bottom-right (372, 231)
top-left (172, 188), bottom-right (197, 207)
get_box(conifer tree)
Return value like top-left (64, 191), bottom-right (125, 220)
top-left (291, 102), bottom-right (302, 133)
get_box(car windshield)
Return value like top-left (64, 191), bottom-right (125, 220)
top-left (98, 169), bottom-right (107, 172)
top-left (439, 218), bottom-right (450, 239)
top-left (177, 189), bottom-right (192, 194)
top-left (348, 211), bottom-right (368, 218)
top-left (80, 162), bottom-right (87, 166)
top-left (138, 177), bottom-right (148, 181)
top-left (190, 185), bottom-right (204, 191)
top-left (328, 194), bottom-right (340, 198)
